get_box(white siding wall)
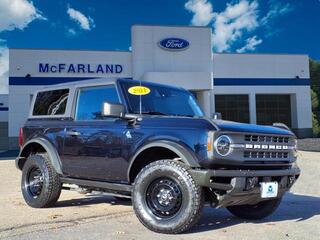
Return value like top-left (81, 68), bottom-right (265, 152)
top-left (213, 53), bottom-right (309, 79)
top-left (132, 25), bottom-right (213, 90)
top-left (10, 49), bottom-right (132, 78)
top-left (8, 86), bottom-right (38, 137)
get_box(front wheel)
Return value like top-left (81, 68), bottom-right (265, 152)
top-left (132, 160), bottom-right (204, 234)
top-left (227, 198), bottom-right (282, 220)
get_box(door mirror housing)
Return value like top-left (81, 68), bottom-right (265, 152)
top-left (102, 102), bottom-right (125, 118)
top-left (212, 112), bottom-right (222, 120)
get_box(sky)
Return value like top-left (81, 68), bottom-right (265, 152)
top-left (0, 0), bottom-right (320, 93)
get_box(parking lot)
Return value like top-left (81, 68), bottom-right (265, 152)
top-left (0, 151), bottom-right (319, 240)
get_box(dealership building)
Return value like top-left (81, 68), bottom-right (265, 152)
top-left (1, 25), bottom-right (312, 149)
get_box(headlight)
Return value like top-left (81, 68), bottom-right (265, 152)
top-left (214, 135), bottom-right (232, 156)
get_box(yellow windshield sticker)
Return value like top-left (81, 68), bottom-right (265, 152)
top-left (128, 86), bottom-right (151, 96)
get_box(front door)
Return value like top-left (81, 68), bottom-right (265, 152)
top-left (61, 84), bottom-right (129, 182)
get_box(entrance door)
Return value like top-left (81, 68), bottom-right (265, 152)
top-left (256, 94), bottom-right (292, 127)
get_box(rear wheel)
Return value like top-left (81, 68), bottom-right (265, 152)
top-left (21, 154), bottom-right (62, 208)
top-left (132, 160), bottom-right (204, 234)
top-left (227, 198), bottom-right (282, 220)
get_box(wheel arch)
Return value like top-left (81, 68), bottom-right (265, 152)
top-left (16, 138), bottom-right (63, 174)
top-left (127, 140), bottom-right (200, 183)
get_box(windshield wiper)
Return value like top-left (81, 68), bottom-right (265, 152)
top-left (139, 111), bottom-right (168, 116)
top-left (174, 114), bottom-right (194, 117)
top-left (134, 111), bottom-right (194, 117)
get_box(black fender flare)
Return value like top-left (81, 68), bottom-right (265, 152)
top-left (16, 138), bottom-right (63, 174)
top-left (126, 140), bottom-right (200, 181)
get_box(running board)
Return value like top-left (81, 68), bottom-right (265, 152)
top-left (60, 177), bottom-right (132, 193)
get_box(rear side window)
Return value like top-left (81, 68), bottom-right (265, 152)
top-left (33, 89), bottom-right (69, 116)
top-left (75, 85), bottom-right (120, 120)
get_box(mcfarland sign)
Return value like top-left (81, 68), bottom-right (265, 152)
top-left (38, 63), bottom-right (123, 74)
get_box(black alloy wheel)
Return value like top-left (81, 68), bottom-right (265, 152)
top-left (25, 166), bottom-right (44, 198)
top-left (146, 177), bottom-right (182, 218)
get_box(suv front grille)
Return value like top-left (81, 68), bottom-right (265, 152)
top-left (244, 151), bottom-right (289, 159)
top-left (244, 134), bottom-right (289, 143)
top-left (239, 134), bottom-right (294, 168)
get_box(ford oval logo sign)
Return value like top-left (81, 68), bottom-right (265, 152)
top-left (159, 38), bottom-right (189, 51)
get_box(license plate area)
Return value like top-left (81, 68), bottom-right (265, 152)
top-left (260, 182), bottom-right (278, 198)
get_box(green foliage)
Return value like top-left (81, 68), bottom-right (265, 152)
top-left (310, 59), bottom-right (320, 137)
top-left (312, 113), bottom-right (320, 136)
top-left (311, 89), bottom-right (319, 110)
top-left (310, 59), bottom-right (320, 90)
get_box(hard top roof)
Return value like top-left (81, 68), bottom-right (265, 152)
top-left (39, 78), bottom-right (185, 91)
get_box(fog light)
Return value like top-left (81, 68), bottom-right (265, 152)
top-left (245, 177), bottom-right (259, 190)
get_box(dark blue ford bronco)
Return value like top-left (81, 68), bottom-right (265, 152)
top-left (16, 78), bottom-right (300, 234)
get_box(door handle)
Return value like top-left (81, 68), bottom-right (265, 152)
top-left (66, 130), bottom-right (81, 136)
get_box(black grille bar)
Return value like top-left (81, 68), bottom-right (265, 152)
top-left (244, 135), bottom-right (289, 143)
top-left (244, 151), bottom-right (289, 159)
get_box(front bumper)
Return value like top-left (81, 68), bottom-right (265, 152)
top-left (190, 167), bottom-right (300, 207)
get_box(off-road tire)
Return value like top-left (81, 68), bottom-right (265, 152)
top-left (21, 154), bottom-right (62, 208)
top-left (227, 198), bottom-right (282, 220)
top-left (132, 160), bottom-right (204, 234)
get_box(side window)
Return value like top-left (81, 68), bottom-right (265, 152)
top-left (33, 89), bottom-right (69, 116)
top-left (75, 85), bottom-right (120, 120)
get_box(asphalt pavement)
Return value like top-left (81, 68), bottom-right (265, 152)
top-left (0, 151), bottom-right (319, 240)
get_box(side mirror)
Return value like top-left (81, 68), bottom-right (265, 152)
top-left (212, 112), bottom-right (222, 120)
top-left (102, 102), bottom-right (125, 118)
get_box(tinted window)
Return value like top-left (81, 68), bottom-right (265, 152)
top-left (215, 95), bottom-right (250, 123)
top-left (120, 82), bottom-right (203, 117)
top-left (75, 85), bottom-right (120, 120)
top-left (256, 94), bottom-right (292, 127)
top-left (33, 89), bottom-right (69, 116)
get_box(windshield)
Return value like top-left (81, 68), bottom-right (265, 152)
top-left (120, 81), bottom-right (204, 117)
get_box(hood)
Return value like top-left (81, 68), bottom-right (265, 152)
top-left (211, 119), bottom-right (295, 136)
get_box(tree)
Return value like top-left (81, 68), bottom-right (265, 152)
top-left (312, 113), bottom-right (320, 136)
top-left (310, 59), bottom-right (320, 91)
top-left (311, 89), bottom-right (319, 110)
top-left (310, 59), bottom-right (320, 136)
